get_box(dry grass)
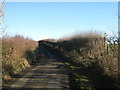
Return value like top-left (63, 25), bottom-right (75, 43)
top-left (40, 31), bottom-right (118, 88)
top-left (57, 32), bottom-right (118, 78)
top-left (2, 34), bottom-right (38, 82)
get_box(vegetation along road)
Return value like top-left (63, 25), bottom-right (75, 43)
top-left (2, 46), bottom-right (70, 90)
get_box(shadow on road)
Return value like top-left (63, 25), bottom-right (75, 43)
top-left (2, 46), bottom-right (70, 90)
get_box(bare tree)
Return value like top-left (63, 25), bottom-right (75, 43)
top-left (0, 0), bottom-right (6, 34)
top-left (0, 1), bottom-right (6, 89)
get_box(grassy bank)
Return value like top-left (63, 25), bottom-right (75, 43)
top-left (2, 35), bottom-right (38, 83)
top-left (39, 32), bottom-right (118, 89)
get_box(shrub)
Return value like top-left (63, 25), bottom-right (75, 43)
top-left (40, 31), bottom-right (118, 88)
top-left (57, 32), bottom-right (118, 78)
top-left (2, 34), bottom-right (38, 82)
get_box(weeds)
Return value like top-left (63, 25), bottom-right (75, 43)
top-left (2, 34), bottom-right (38, 82)
top-left (39, 32), bottom-right (118, 88)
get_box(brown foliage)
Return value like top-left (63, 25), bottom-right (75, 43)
top-left (43, 32), bottom-right (118, 80)
top-left (2, 34), bottom-right (38, 81)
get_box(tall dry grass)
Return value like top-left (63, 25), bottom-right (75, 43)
top-left (2, 34), bottom-right (38, 82)
top-left (40, 31), bottom-right (118, 88)
top-left (58, 32), bottom-right (118, 77)
top-left (66, 33), bottom-right (118, 77)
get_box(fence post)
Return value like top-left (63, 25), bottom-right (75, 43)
top-left (103, 33), bottom-right (108, 55)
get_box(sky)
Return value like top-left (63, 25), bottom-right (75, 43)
top-left (4, 2), bottom-right (118, 41)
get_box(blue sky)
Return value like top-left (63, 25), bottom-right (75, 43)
top-left (5, 2), bottom-right (117, 41)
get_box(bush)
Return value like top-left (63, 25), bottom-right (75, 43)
top-left (2, 34), bottom-right (38, 82)
top-left (40, 31), bottom-right (118, 88)
top-left (58, 32), bottom-right (118, 78)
